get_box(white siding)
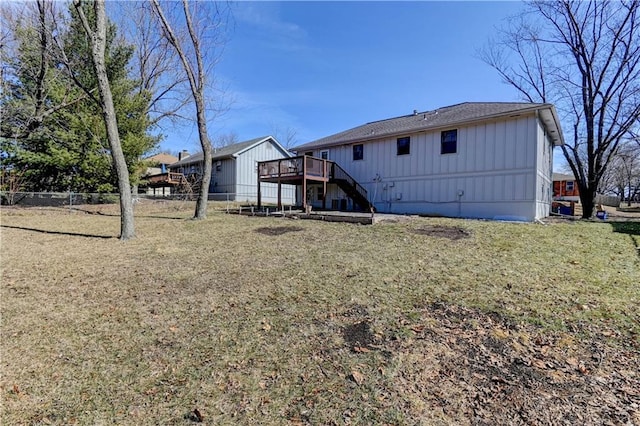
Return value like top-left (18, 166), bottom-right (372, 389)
top-left (235, 139), bottom-right (295, 204)
top-left (210, 158), bottom-right (236, 195)
top-left (309, 115), bottom-right (543, 220)
top-left (534, 116), bottom-right (554, 219)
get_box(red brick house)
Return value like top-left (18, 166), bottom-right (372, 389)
top-left (553, 172), bottom-right (580, 201)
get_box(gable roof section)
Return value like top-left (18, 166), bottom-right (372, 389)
top-left (295, 102), bottom-right (564, 150)
top-left (146, 153), bottom-right (178, 165)
top-left (170, 136), bottom-right (291, 167)
top-left (553, 172), bottom-right (576, 181)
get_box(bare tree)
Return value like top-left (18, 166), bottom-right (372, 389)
top-left (483, 0), bottom-right (640, 218)
top-left (114, 1), bottom-right (190, 127)
top-left (602, 142), bottom-right (640, 205)
top-left (271, 124), bottom-right (298, 150)
top-left (73, 0), bottom-right (135, 239)
top-left (213, 131), bottom-right (239, 149)
top-left (150, 0), bottom-right (229, 219)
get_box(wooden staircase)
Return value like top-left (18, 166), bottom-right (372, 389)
top-left (329, 162), bottom-right (372, 211)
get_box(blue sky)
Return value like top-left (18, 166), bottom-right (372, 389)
top-left (161, 1), bottom-right (531, 153)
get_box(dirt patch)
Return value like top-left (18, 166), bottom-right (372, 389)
top-left (343, 321), bottom-right (375, 352)
top-left (254, 226), bottom-right (304, 236)
top-left (411, 225), bottom-right (472, 240)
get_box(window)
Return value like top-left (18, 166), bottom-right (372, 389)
top-left (397, 137), bottom-right (410, 155)
top-left (566, 181), bottom-right (574, 192)
top-left (441, 129), bottom-right (457, 154)
top-left (305, 151), bottom-right (313, 157)
top-left (317, 187), bottom-right (324, 201)
top-left (320, 150), bottom-right (329, 160)
top-left (353, 144), bottom-right (364, 161)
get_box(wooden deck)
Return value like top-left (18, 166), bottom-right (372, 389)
top-left (257, 155), bottom-right (371, 212)
top-left (258, 156), bottom-right (329, 183)
top-left (146, 172), bottom-right (188, 187)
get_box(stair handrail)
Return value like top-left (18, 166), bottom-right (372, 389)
top-left (329, 162), bottom-right (370, 208)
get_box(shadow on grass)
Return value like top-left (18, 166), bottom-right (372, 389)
top-left (70, 207), bottom-right (187, 220)
top-left (610, 222), bottom-right (640, 257)
top-left (0, 224), bottom-right (116, 239)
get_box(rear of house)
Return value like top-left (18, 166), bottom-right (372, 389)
top-left (295, 102), bottom-right (564, 221)
top-left (169, 136), bottom-right (296, 204)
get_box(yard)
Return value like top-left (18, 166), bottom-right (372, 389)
top-left (1, 201), bottom-right (639, 425)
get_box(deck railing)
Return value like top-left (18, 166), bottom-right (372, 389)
top-left (258, 156), bottom-right (329, 179)
top-left (146, 172), bottom-right (187, 184)
top-left (257, 155), bottom-right (370, 210)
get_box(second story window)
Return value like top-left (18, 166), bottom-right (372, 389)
top-left (353, 144), bottom-right (364, 161)
top-left (397, 137), bottom-right (410, 155)
top-left (441, 129), bottom-right (457, 154)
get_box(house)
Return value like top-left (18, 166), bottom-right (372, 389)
top-left (290, 102), bottom-right (564, 221)
top-left (553, 172), bottom-right (580, 201)
top-left (168, 136), bottom-right (296, 204)
top-left (141, 153), bottom-right (179, 196)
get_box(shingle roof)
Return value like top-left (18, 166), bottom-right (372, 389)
top-left (553, 172), bottom-right (576, 181)
top-left (170, 136), bottom-right (282, 167)
top-left (146, 153), bottom-right (178, 165)
top-left (295, 102), bottom-right (563, 150)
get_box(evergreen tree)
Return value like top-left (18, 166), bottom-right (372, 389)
top-left (0, 1), bottom-right (157, 193)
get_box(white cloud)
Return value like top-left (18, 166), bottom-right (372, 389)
top-left (233, 2), bottom-right (308, 51)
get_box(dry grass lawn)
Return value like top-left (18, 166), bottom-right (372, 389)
top-left (1, 201), bottom-right (639, 425)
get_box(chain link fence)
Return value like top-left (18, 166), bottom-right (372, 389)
top-left (1, 186), bottom-right (296, 209)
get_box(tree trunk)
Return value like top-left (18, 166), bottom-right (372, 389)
top-left (580, 185), bottom-right (596, 219)
top-left (77, 0), bottom-right (135, 239)
top-left (193, 93), bottom-right (211, 219)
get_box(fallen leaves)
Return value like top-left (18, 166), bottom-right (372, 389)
top-left (386, 303), bottom-right (640, 424)
top-left (261, 319), bottom-right (272, 332)
top-left (350, 370), bottom-right (365, 386)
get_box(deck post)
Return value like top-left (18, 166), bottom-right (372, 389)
top-left (302, 156), bottom-right (307, 211)
top-left (277, 159), bottom-right (282, 210)
top-left (322, 159), bottom-right (327, 210)
top-left (257, 161), bottom-right (262, 209)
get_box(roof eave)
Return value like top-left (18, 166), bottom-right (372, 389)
top-left (537, 105), bottom-right (565, 146)
top-left (296, 104), bottom-right (557, 151)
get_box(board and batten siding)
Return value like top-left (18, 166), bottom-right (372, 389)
top-left (235, 140), bottom-right (295, 204)
top-left (307, 114), bottom-right (550, 220)
top-left (534, 117), bottom-right (555, 219)
top-left (209, 157), bottom-right (236, 195)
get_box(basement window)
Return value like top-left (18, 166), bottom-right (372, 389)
top-left (441, 129), bottom-right (457, 154)
top-left (353, 144), bottom-right (364, 161)
top-left (397, 137), bottom-right (410, 155)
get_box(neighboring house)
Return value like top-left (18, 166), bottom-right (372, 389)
top-left (553, 172), bottom-right (580, 202)
top-left (292, 102), bottom-right (564, 221)
top-left (169, 136), bottom-right (296, 204)
top-left (141, 153), bottom-right (179, 196)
